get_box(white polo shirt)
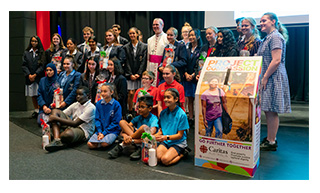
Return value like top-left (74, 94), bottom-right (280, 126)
top-left (63, 100), bottom-right (96, 139)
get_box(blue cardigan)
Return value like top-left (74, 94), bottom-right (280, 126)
top-left (57, 70), bottom-right (81, 106)
top-left (95, 98), bottom-right (122, 136)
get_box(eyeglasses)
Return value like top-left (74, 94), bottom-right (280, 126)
top-left (138, 105), bottom-right (148, 109)
top-left (141, 78), bottom-right (150, 80)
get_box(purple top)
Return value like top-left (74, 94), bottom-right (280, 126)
top-left (201, 88), bottom-right (225, 121)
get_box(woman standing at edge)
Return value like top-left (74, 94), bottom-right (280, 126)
top-left (257, 12), bottom-right (291, 151)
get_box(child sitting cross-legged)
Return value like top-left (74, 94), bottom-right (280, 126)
top-left (108, 95), bottom-right (159, 159)
top-left (87, 83), bottom-right (122, 149)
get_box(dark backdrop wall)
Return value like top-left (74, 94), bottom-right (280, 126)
top-left (50, 11), bottom-right (204, 46)
top-left (9, 11), bottom-right (308, 112)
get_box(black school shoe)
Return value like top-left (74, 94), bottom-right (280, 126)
top-left (45, 139), bottom-right (67, 152)
top-left (260, 138), bottom-right (278, 151)
top-left (108, 143), bottom-right (123, 159)
top-left (129, 146), bottom-right (141, 160)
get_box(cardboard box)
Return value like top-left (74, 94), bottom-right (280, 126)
top-left (194, 56), bottom-right (262, 177)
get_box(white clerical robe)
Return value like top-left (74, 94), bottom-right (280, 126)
top-left (147, 32), bottom-right (168, 86)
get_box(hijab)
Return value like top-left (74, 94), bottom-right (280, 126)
top-left (44, 63), bottom-right (57, 96)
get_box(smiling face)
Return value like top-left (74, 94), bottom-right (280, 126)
top-left (107, 60), bottom-right (114, 74)
top-left (141, 75), bottom-right (153, 87)
top-left (138, 101), bottom-right (152, 117)
top-left (241, 20), bottom-right (253, 37)
top-left (188, 30), bottom-right (196, 44)
top-left (163, 90), bottom-right (178, 108)
top-left (83, 30), bottom-right (92, 42)
top-left (105, 31), bottom-right (115, 44)
top-left (153, 19), bottom-right (163, 35)
top-left (52, 35), bottom-right (60, 47)
top-left (217, 32), bottom-right (223, 45)
top-left (163, 67), bottom-right (175, 84)
top-left (166, 29), bottom-right (176, 44)
top-left (128, 29), bottom-right (138, 41)
top-left (88, 39), bottom-right (96, 50)
top-left (66, 40), bottom-right (76, 52)
top-left (209, 78), bottom-right (219, 89)
top-left (87, 59), bottom-right (97, 73)
top-left (46, 67), bottom-right (54, 78)
top-left (206, 28), bottom-right (216, 44)
top-left (100, 85), bottom-right (113, 100)
top-left (63, 58), bottom-right (73, 72)
top-left (181, 26), bottom-right (190, 40)
top-left (260, 15), bottom-right (276, 33)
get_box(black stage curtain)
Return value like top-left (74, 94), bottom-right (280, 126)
top-left (285, 25), bottom-right (309, 102)
top-left (50, 11), bottom-right (204, 45)
top-left (50, 11), bottom-right (308, 102)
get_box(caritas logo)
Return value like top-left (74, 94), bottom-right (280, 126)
top-left (200, 145), bottom-right (208, 153)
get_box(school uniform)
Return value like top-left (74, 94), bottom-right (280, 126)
top-left (123, 41), bottom-right (148, 89)
top-left (131, 113), bottom-right (159, 132)
top-left (61, 49), bottom-right (83, 71)
top-left (159, 106), bottom-right (189, 148)
top-left (108, 74), bottom-right (128, 116)
top-left (156, 80), bottom-right (185, 111)
top-left (22, 48), bottom-right (45, 96)
top-left (183, 45), bottom-right (202, 97)
top-left (63, 100), bottom-right (96, 140)
top-left (158, 41), bottom-right (188, 83)
top-left (238, 38), bottom-right (262, 56)
top-left (77, 41), bottom-right (102, 54)
top-left (133, 86), bottom-right (158, 116)
top-left (118, 36), bottom-right (129, 46)
top-left (79, 72), bottom-right (99, 104)
top-left (89, 98), bottom-right (122, 144)
top-left (102, 44), bottom-right (126, 68)
top-left (257, 30), bottom-right (291, 113)
top-left (79, 47), bottom-right (100, 73)
top-left (57, 69), bottom-right (81, 107)
top-left (44, 47), bottom-right (66, 65)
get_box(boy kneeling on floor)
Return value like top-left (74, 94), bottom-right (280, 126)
top-left (45, 86), bottom-right (96, 152)
top-left (108, 95), bottom-right (159, 159)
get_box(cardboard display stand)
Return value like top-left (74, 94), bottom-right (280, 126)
top-left (194, 56), bottom-right (262, 177)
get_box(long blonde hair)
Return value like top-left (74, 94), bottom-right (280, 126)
top-left (241, 17), bottom-right (260, 51)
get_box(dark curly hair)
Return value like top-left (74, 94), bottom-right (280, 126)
top-left (215, 29), bottom-right (238, 54)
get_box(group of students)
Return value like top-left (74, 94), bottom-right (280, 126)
top-left (22, 12), bottom-right (291, 166)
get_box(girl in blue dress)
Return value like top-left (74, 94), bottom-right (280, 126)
top-left (257, 12), bottom-right (291, 151)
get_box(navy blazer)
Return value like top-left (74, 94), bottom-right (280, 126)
top-left (108, 74), bottom-right (128, 117)
top-left (185, 45), bottom-right (202, 83)
top-left (159, 41), bottom-right (188, 82)
top-left (123, 41), bottom-right (147, 80)
top-left (119, 36), bottom-right (129, 46)
top-left (57, 70), bottom-right (81, 106)
top-left (22, 50), bottom-right (45, 85)
top-left (103, 45), bottom-right (126, 67)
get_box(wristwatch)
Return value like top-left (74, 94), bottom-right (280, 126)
top-left (166, 135), bottom-right (170, 140)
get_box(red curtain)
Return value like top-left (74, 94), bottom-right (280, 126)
top-left (36, 11), bottom-right (51, 50)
